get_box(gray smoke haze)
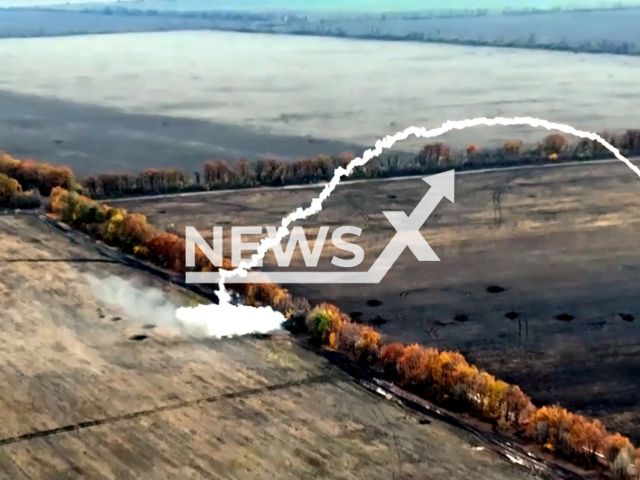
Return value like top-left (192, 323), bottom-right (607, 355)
top-left (85, 274), bottom-right (212, 337)
top-left (85, 273), bottom-right (285, 338)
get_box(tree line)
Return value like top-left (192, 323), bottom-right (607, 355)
top-left (81, 129), bottom-right (640, 199)
top-left (302, 303), bottom-right (640, 478)
top-left (46, 182), bottom-right (640, 479)
top-left (69, 6), bottom-right (640, 58)
top-left (3, 130), bottom-right (631, 203)
top-left (0, 153), bottom-right (73, 209)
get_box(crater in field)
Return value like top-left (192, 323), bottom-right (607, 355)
top-left (370, 315), bottom-right (388, 326)
top-left (555, 313), bottom-right (574, 322)
top-left (248, 333), bottom-right (272, 340)
top-left (504, 311), bottom-right (520, 320)
top-left (349, 311), bottom-right (363, 323)
top-left (129, 334), bottom-right (149, 342)
top-left (399, 287), bottom-right (429, 298)
top-left (454, 314), bottom-right (469, 323)
top-left (587, 321), bottom-right (607, 330)
top-left (142, 324), bottom-right (157, 330)
top-left (111, 316), bottom-right (122, 322)
top-left (387, 194), bottom-right (397, 199)
top-left (366, 299), bottom-right (383, 307)
top-left (419, 418), bottom-right (431, 425)
top-left (618, 313), bottom-right (635, 322)
top-left (486, 285), bottom-right (506, 294)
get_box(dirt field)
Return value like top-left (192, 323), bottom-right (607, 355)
top-left (0, 215), bottom-right (540, 480)
top-left (122, 160), bottom-right (640, 443)
top-left (4, 31), bottom-right (640, 165)
top-left (0, 90), bottom-right (365, 176)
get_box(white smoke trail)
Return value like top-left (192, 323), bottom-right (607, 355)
top-left (215, 116), bottom-right (640, 303)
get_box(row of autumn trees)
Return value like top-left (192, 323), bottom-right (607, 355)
top-left (47, 186), bottom-right (293, 307)
top-left (80, 129), bottom-right (640, 199)
top-left (4, 130), bottom-right (640, 202)
top-left (47, 183), bottom-right (640, 479)
top-left (0, 153), bottom-right (74, 208)
top-left (304, 303), bottom-right (640, 478)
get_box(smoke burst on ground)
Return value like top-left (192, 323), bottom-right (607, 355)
top-left (175, 298), bottom-right (286, 338)
top-left (85, 274), bottom-right (285, 338)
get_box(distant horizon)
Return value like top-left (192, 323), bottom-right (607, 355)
top-left (4, 0), bottom-right (640, 13)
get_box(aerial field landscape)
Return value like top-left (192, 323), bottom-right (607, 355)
top-left (4, 2), bottom-right (640, 57)
top-left (0, 215), bottom-right (546, 480)
top-left (1, 0), bottom-right (640, 478)
top-left (1, 31), bottom-right (640, 174)
top-left (119, 159), bottom-right (640, 444)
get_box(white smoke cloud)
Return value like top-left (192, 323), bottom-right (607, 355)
top-left (85, 274), bottom-right (285, 338)
top-left (86, 273), bottom-right (184, 325)
top-left (175, 301), bottom-right (285, 338)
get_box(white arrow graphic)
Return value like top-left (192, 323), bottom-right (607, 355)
top-left (186, 170), bottom-right (455, 284)
top-left (376, 169), bottom-right (455, 265)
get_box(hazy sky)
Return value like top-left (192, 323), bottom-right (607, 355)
top-left (1, 0), bottom-right (638, 10)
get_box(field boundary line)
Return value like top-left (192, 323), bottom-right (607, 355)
top-left (105, 156), bottom-right (639, 204)
top-left (0, 373), bottom-right (335, 447)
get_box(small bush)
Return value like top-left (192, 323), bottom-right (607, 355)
top-left (281, 296), bottom-right (311, 331)
top-left (605, 434), bottom-right (635, 464)
top-left (0, 173), bottom-right (21, 206)
top-left (379, 342), bottom-right (406, 377)
top-left (8, 189), bottom-right (42, 209)
top-left (540, 133), bottom-right (569, 156)
top-left (503, 139), bottom-right (524, 156)
top-left (353, 325), bottom-right (381, 364)
top-left (246, 283), bottom-right (292, 311)
top-left (305, 303), bottom-right (344, 347)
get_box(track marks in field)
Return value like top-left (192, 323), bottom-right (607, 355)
top-left (0, 374), bottom-right (336, 448)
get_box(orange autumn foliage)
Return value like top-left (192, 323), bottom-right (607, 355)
top-left (503, 139), bottom-right (524, 155)
top-left (379, 342), bottom-right (406, 376)
top-left (0, 173), bottom-right (21, 205)
top-left (540, 133), bottom-right (569, 155)
top-left (0, 153), bottom-right (74, 195)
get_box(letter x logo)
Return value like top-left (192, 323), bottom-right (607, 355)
top-left (369, 170), bottom-right (454, 274)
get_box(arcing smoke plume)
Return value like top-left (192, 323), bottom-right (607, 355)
top-left (184, 117), bottom-right (640, 338)
top-left (216, 116), bottom-right (640, 297)
top-left (86, 274), bottom-right (284, 338)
